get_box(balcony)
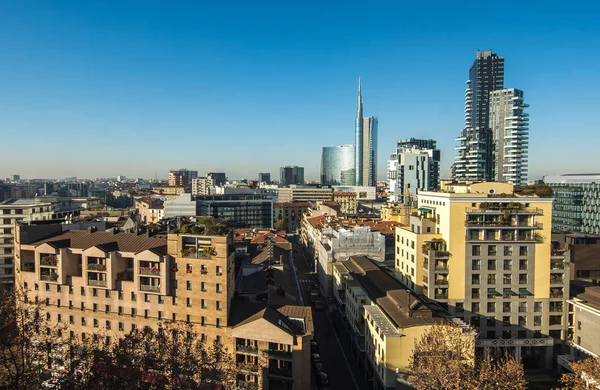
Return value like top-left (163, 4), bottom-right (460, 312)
top-left (264, 349), bottom-right (293, 361)
top-left (268, 366), bottom-right (293, 378)
top-left (238, 363), bottom-right (259, 373)
top-left (236, 345), bottom-right (258, 355)
top-left (140, 284), bottom-right (160, 292)
top-left (40, 273), bottom-right (59, 282)
top-left (550, 276), bottom-right (564, 285)
top-left (435, 264), bottom-right (449, 272)
top-left (550, 262), bottom-right (565, 271)
top-left (87, 263), bottom-right (107, 272)
top-left (140, 266), bottom-right (160, 276)
top-left (40, 255), bottom-right (58, 267)
top-left (88, 279), bottom-right (107, 287)
top-left (434, 279), bottom-right (449, 286)
top-left (21, 263), bottom-right (35, 272)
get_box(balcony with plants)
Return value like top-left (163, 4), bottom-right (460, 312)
top-left (139, 260), bottom-right (161, 276)
top-left (467, 202), bottom-right (543, 216)
top-left (87, 257), bottom-right (107, 272)
top-left (40, 268), bottom-right (59, 282)
top-left (39, 254), bottom-right (58, 267)
top-left (140, 276), bottom-right (161, 292)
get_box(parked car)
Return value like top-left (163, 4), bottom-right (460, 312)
top-left (313, 361), bottom-right (323, 372)
top-left (310, 340), bottom-right (318, 353)
top-left (314, 300), bottom-right (325, 311)
top-left (318, 372), bottom-right (330, 387)
top-left (312, 353), bottom-right (321, 363)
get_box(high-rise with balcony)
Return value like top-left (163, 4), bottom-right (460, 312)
top-left (394, 182), bottom-right (569, 370)
top-left (489, 88), bottom-right (529, 185)
top-left (354, 78), bottom-right (378, 187)
top-left (454, 50), bottom-right (505, 181)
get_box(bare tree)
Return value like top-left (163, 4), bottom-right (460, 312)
top-left (409, 324), bottom-right (526, 390)
top-left (559, 356), bottom-right (600, 390)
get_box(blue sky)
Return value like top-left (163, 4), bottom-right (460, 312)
top-left (1, 1), bottom-right (599, 181)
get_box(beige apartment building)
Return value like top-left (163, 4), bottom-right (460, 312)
top-left (332, 192), bottom-right (357, 214)
top-left (14, 222), bottom-right (311, 389)
top-left (394, 182), bottom-right (569, 369)
top-left (273, 202), bottom-right (311, 233)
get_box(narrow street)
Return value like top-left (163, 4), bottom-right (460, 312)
top-left (291, 236), bottom-right (364, 390)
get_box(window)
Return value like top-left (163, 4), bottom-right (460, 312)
top-left (106, 320), bottom-right (111, 330)
top-left (503, 259), bottom-right (512, 270)
top-left (187, 315), bottom-right (191, 323)
top-left (534, 302), bottom-right (542, 312)
top-left (487, 302), bottom-right (496, 313)
top-left (503, 246), bottom-right (513, 256)
top-left (488, 259), bottom-right (496, 271)
top-left (519, 302), bottom-right (527, 313)
top-left (519, 246), bottom-right (528, 256)
top-left (471, 289), bottom-right (480, 299)
top-left (145, 294), bottom-right (150, 303)
top-left (119, 322), bottom-right (124, 331)
top-left (472, 260), bottom-right (481, 270)
top-left (81, 317), bottom-right (87, 326)
top-left (519, 259), bottom-right (527, 270)
top-left (93, 319), bottom-right (99, 328)
top-left (81, 287), bottom-right (85, 296)
top-left (69, 315), bottom-right (74, 324)
top-left (201, 299), bottom-right (207, 309)
top-left (57, 314), bottom-right (62, 322)
top-left (45, 284), bottom-right (50, 292)
top-left (118, 291), bottom-right (123, 300)
top-left (518, 316), bottom-right (526, 326)
top-left (503, 274), bottom-right (512, 284)
top-left (201, 282), bottom-right (207, 292)
top-left (216, 266), bottom-right (223, 276)
top-left (105, 305), bottom-right (110, 314)
top-left (173, 297), bottom-right (178, 305)
top-left (472, 245), bottom-right (481, 256)
top-left (57, 299), bottom-right (61, 307)
top-left (105, 290), bottom-right (110, 298)
top-left (81, 302), bottom-right (85, 311)
top-left (471, 302), bottom-right (480, 312)
top-left (118, 306), bottom-right (123, 315)
top-left (93, 288), bottom-right (97, 297)
top-left (216, 301), bottom-right (223, 311)
top-left (187, 298), bottom-right (192, 307)
top-left (158, 311), bottom-right (163, 320)
top-left (201, 316), bottom-right (206, 326)
top-left (216, 318), bottom-right (221, 328)
top-left (158, 296), bottom-right (164, 304)
top-left (201, 265), bottom-right (208, 274)
top-left (69, 286), bottom-right (73, 294)
top-left (172, 313), bottom-right (177, 321)
top-left (186, 264), bottom-right (192, 273)
top-left (131, 308), bottom-right (136, 317)
top-left (472, 274), bottom-right (480, 284)
top-left (145, 310), bottom-right (149, 319)
top-left (519, 274), bottom-right (528, 284)
top-left (487, 274), bottom-right (496, 284)
top-left (187, 281), bottom-right (192, 290)
top-left (46, 312), bottom-right (51, 321)
top-left (488, 245), bottom-right (497, 256)
top-left (57, 285), bottom-right (61, 293)
top-left (503, 316), bottom-right (511, 325)
top-left (216, 336), bottom-right (222, 345)
top-left (534, 316), bottom-right (542, 326)
top-left (216, 283), bottom-right (222, 293)
top-left (131, 292), bottom-right (136, 301)
top-left (503, 302), bottom-right (512, 313)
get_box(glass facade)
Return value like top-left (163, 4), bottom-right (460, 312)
top-left (321, 145), bottom-right (355, 186)
top-left (195, 195), bottom-right (274, 229)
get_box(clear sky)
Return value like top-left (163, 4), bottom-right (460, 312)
top-left (1, 1), bottom-right (599, 181)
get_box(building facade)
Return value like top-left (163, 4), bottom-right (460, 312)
top-left (258, 173), bottom-right (271, 184)
top-left (168, 169), bottom-right (198, 189)
top-left (394, 182), bottom-right (569, 369)
top-left (320, 145), bottom-right (355, 186)
top-left (279, 166), bottom-right (304, 186)
top-left (207, 172), bottom-right (227, 186)
top-left (277, 186), bottom-right (332, 203)
top-left (544, 174), bottom-right (600, 233)
top-left (354, 78), bottom-right (378, 187)
top-left (387, 138), bottom-right (440, 203)
top-left (273, 202), bottom-right (311, 233)
top-left (489, 88), bottom-right (529, 185)
top-left (191, 177), bottom-right (215, 196)
top-left (568, 286), bottom-right (600, 358)
top-left (332, 192), bottom-right (357, 214)
top-left (454, 50), bottom-right (505, 181)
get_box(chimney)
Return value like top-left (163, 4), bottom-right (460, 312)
top-left (88, 226), bottom-right (97, 234)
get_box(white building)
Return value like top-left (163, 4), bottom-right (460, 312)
top-left (191, 177), bottom-right (215, 196)
top-left (387, 142), bottom-right (440, 203)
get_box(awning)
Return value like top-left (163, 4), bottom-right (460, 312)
top-left (518, 288), bottom-right (533, 296)
top-left (487, 288), bottom-right (502, 296)
top-left (418, 207), bottom-right (433, 213)
top-left (503, 288), bottom-right (517, 296)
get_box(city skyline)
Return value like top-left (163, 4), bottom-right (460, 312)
top-left (1, 2), bottom-right (599, 181)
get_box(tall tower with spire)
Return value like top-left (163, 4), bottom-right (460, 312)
top-left (354, 78), bottom-right (378, 186)
top-left (355, 77), bottom-right (364, 186)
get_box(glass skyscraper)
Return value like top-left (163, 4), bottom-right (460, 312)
top-left (354, 78), bottom-right (378, 186)
top-left (321, 145), bottom-right (355, 186)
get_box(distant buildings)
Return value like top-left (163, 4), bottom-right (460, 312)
top-left (331, 185), bottom-right (376, 201)
top-left (280, 166), bottom-right (304, 186)
top-left (273, 202), bottom-right (311, 233)
top-left (191, 177), bottom-right (215, 196)
top-left (320, 145), bottom-right (355, 186)
top-left (354, 79), bottom-right (378, 187)
top-left (168, 169), bottom-right (198, 189)
top-left (258, 173), bottom-right (271, 184)
top-left (277, 186), bottom-right (332, 203)
top-left (332, 192), bottom-right (357, 214)
top-left (207, 172), bottom-right (227, 186)
top-left (387, 138), bottom-right (440, 203)
top-left (544, 174), bottom-right (600, 233)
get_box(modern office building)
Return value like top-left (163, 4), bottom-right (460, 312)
top-left (14, 222), bottom-right (312, 389)
top-left (544, 174), bottom-right (600, 233)
top-left (207, 172), bottom-right (227, 186)
top-left (489, 88), bottom-right (529, 185)
top-left (394, 182), bottom-right (569, 369)
top-left (0, 197), bottom-right (82, 284)
top-left (163, 194), bottom-right (274, 229)
top-left (258, 173), bottom-right (271, 184)
top-left (320, 145), bottom-right (355, 186)
top-left (454, 50), bottom-right (505, 181)
top-left (387, 138), bottom-right (440, 203)
top-left (354, 78), bottom-right (378, 187)
top-left (279, 166), bottom-right (304, 186)
top-left (168, 169), bottom-right (198, 189)
top-left (277, 186), bottom-right (332, 203)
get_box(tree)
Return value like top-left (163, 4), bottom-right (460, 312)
top-left (409, 324), bottom-right (526, 390)
top-left (274, 219), bottom-right (286, 232)
top-left (0, 285), bottom-right (69, 390)
top-left (559, 356), bottom-right (600, 390)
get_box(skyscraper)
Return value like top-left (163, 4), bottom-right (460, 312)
top-left (321, 145), bottom-right (355, 186)
top-left (354, 78), bottom-right (378, 187)
top-left (454, 50), bottom-right (505, 181)
top-left (279, 166), bottom-right (304, 186)
top-left (489, 88), bottom-right (529, 185)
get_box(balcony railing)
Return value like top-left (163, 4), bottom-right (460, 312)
top-left (550, 262), bottom-right (565, 270)
top-left (88, 279), bottom-right (107, 287)
top-left (238, 363), bottom-right (259, 373)
top-left (236, 345), bottom-right (258, 354)
top-left (140, 285), bottom-right (160, 292)
top-left (87, 263), bottom-right (107, 271)
top-left (268, 366), bottom-right (292, 378)
top-left (140, 267), bottom-right (160, 276)
top-left (21, 263), bottom-right (35, 272)
top-left (466, 207), bottom-right (543, 215)
top-left (264, 349), bottom-right (292, 360)
top-left (40, 257), bottom-right (58, 267)
top-left (237, 381), bottom-right (258, 390)
top-left (434, 279), bottom-right (449, 286)
top-left (435, 265), bottom-right (449, 272)
top-left (550, 276), bottom-right (564, 284)
top-left (40, 274), bottom-right (58, 282)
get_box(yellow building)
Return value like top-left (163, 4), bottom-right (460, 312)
top-left (394, 182), bottom-right (569, 369)
top-left (332, 191), bottom-right (357, 214)
top-left (380, 202), bottom-right (412, 225)
top-left (332, 256), bottom-right (469, 389)
top-left (14, 222), bottom-right (312, 389)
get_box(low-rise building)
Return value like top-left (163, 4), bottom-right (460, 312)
top-left (134, 197), bottom-right (164, 225)
top-left (332, 185), bottom-right (377, 201)
top-left (333, 192), bottom-right (357, 214)
top-left (151, 186), bottom-right (186, 195)
top-left (568, 286), bottom-right (600, 358)
top-left (277, 186), bottom-right (332, 203)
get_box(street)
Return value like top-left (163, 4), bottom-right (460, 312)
top-left (291, 236), bottom-right (364, 390)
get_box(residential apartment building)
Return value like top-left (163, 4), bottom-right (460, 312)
top-left (568, 286), bottom-right (600, 359)
top-left (279, 166), bottom-right (304, 186)
top-left (387, 138), bottom-right (440, 203)
top-left (332, 192), bottom-right (357, 214)
top-left (277, 186), bottom-right (332, 203)
top-left (394, 182), bottom-right (569, 369)
top-left (168, 169), bottom-right (198, 189)
top-left (321, 145), bottom-right (355, 186)
top-left (332, 256), bottom-right (471, 390)
top-left (454, 50), bottom-right (505, 181)
top-left (151, 186), bottom-right (186, 195)
top-left (134, 197), bottom-right (164, 225)
top-left (273, 202), bottom-right (311, 233)
top-left (191, 177), bottom-right (215, 196)
top-left (544, 174), bottom-right (600, 233)
top-left (0, 197), bottom-right (82, 284)
top-left (14, 222), bottom-right (311, 389)
top-left (489, 88), bottom-right (529, 185)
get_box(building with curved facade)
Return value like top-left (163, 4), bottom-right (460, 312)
top-left (320, 145), bottom-right (355, 186)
